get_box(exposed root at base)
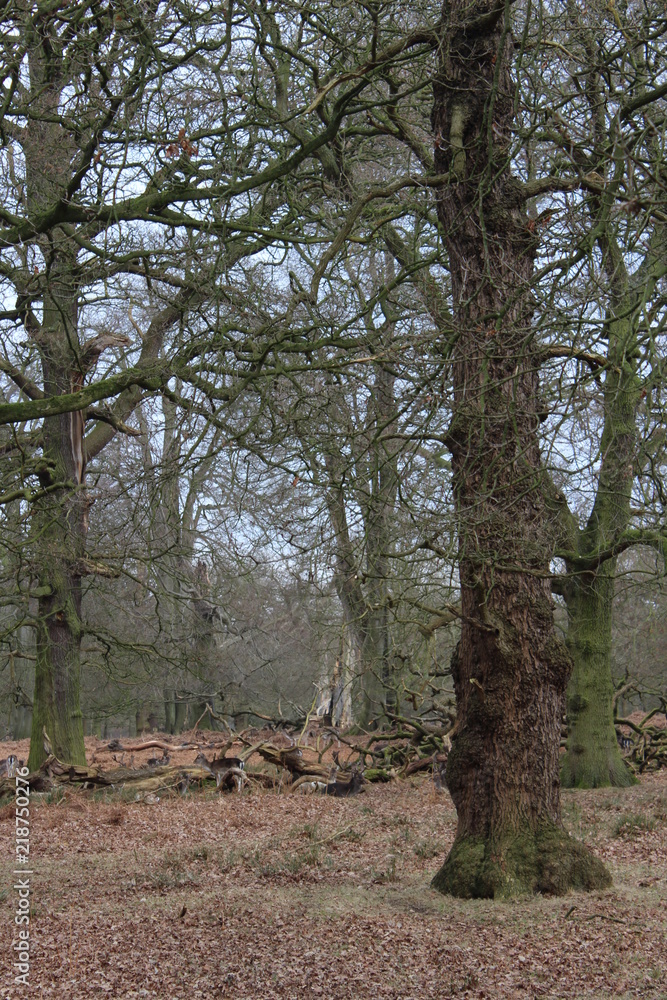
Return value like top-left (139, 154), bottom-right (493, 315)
top-left (561, 749), bottom-right (637, 789)
top-left (431, 824), bottom-right (612, 899)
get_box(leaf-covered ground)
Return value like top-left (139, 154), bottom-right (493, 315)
top-left (1, 738), bottom-right (665, 999)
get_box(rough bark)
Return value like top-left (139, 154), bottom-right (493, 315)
top-left (430, 0), bottom-right (610, 897)
top-left (25, 32), bottom-right (86, 769)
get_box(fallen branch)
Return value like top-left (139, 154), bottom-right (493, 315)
top-left (252, 742), bottom-right (329, 778)
top-left (0, 755), bottom-right (255, 800)
top-left (310, 825), bottom-right (358, 847)
top-left (98, 738), bottom-right (200, 753)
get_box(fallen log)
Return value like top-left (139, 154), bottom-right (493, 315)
top-left (0, 756), bottom-right (245, 800)
top-left (244, 771), bottom-right (276, 789)
top-left (363, 767), bottom-right (393, 783)
top-left (251, 742), bottom-right (330, 778)
top-left (98, 738), bottom-right (202, 754)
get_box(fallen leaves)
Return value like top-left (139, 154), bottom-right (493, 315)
top-left (0, 752), bottom-right (665, 998)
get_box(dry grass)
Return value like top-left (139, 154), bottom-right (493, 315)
top-left (0, 739), bottom-right (666, 999)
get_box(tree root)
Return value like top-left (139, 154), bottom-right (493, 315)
top-left (431, 824), bottom-right (612, 899)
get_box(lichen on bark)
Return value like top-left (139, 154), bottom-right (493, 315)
top-left (430, 0), bottom-right (612, 897)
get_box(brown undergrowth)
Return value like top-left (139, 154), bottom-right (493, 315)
top-left (0, 739), bottom-right (665, 999)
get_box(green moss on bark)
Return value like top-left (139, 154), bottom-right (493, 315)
top-left (27, 591), bottom-right (86, 771)
top-left (561, 738), bottom-right (635, 789)
top-left (431, 824), bottom-right (612, 899)
top-left (562, 575), bottom-right (636, 789)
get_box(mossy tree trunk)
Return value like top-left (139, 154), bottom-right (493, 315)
top-left (554, 5), bottom-right (667, 788)
top-left (28, 337), bottom-right (89, 768)
top-left (24, 32), bottom-right (87, 770)
top-left (430, 0), bottom-right (611, 898)
top-left (560, 306), bottom-right (641, 788)
top-left (562, 569), bottom-right (634, 788)
top-left (30, 486), bottom-right (87, 769)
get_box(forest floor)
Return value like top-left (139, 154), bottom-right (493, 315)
top-left (0, 735), bottom-right (666, 1000)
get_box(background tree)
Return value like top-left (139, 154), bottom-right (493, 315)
top-left (0, 0), bottom-right (438, 766)
top-left (513, 0), bottom-right (667, 787)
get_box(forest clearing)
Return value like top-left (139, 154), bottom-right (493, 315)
top-left (1, 735), bottom-right (666, 999)
top-left (2, 1), bottom-right (667, 995)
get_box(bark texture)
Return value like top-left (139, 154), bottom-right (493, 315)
top-left (562, 572), bottom-right (635, 788)
top-left (25, 32), bottom-right (86, 769)
top-left (430, 0), bottom-right (611, 897)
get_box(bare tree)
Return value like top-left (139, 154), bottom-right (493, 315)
top-left (0, 1), bottom-right (437, 766)
top-left (429, 0), bottom-right (611, 897)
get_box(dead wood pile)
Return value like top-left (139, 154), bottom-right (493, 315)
top-left (0, 715), bottom-right (454, 801)
top-left (616, 706), bottom-right (667, 774)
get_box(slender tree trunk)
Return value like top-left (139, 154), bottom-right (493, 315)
top-left (364, 361), bottom-right (400, 718)
top-left (560, 319), bottom-right (640, 787)
top-left (557, 0), bottom-right (657, 792)
top-left (562, 568), bottom-right (634, 788)
top-left (164, 689), bottom-right (176, 734)
top-left (430, 0), bottom-right (610, 897)
top-left (320, 360), bottom-right (400, 725)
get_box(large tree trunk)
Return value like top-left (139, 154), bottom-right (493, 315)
top-left (430, 1), bottom-right (610, 897)
top-left (22, 18), bottom-right (88, 769)
top-left (28, 298), bottom-right (88, 770)
top-left (25, 246), bottom-right (88, 770)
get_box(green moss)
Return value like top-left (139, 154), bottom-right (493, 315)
top-left (430, 836), bottom-right (485, 898)
top-left (431, 824), bottom-right (612, 899)
top-left (561, 747), bottom-right (636, 789)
